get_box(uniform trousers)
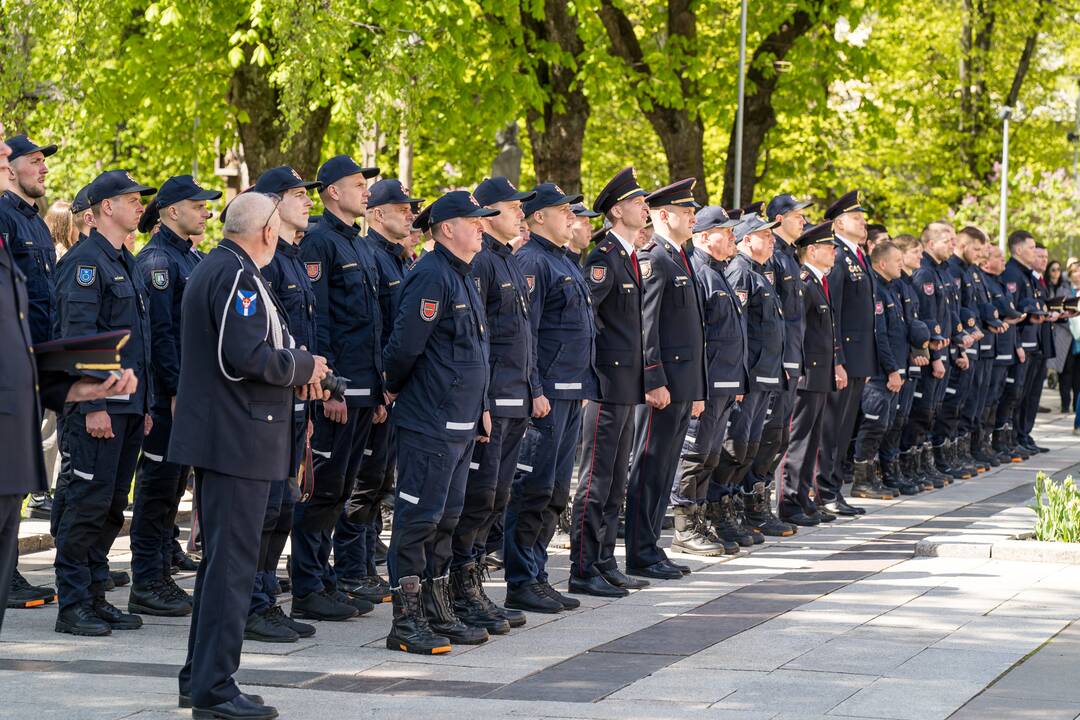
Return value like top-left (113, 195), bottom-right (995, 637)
top-left (130, 408), bottom-right (190, 585)
top-left (854, 379), bottom-right (898, 462)
top-left (179, 470), bottom-right (269, 708)
top-left (570, 401), bottom-right (637, 579)
top-left (671, 395), bottom-right (736, 506)
top-left (452, 415), bottom-right (529, 568)
top-left (711, 391), bottom-right (772, 499)
top-left (932, 358), bottom-right (974, 444)
top-left (335, 417), bottom-right (396, 579)
top-left (881, 376), bottom-right (916, 463)
top-left (54, 412), bottom-right (142, 610)
top-left (780, 390), bottom-right (829, 517)
top-left (386, 427), bottom-right (474, 584)
top-left (625, 400), bottom-right (692, 568)
top-left (751, 381), bottom-right (797, 486)
top-left (1016, 353), bottom-right (1046, 442)
top-left (960, 357), bottom-right (992, 434)
top-left (996, 360), bottom-right (1028, 430)
top-left (504, 399), bottom-right (582, 586)
top-left (0, 495), bottom-right (21, 634)
top-left (817, 376), bottom-right (866, 502)
top-left (981, 365), bottom-right (1009, 429)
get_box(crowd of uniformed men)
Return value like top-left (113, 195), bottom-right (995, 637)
top-left (0, 124), bottom-right (1064, 720)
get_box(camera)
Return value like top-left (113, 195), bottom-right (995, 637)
top-left (320, 372), bottom-right (348, 402)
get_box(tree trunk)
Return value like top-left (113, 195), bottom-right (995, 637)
top-left (521, 0), bottom-right (590, 194)
top-left (1005, 0), bottom-right (1048, 108)
top-left (720, 3), bottom-right (822, 207)
top-left (398, 122), bottom-right (414, 189)
top-left (227, 50), bottom-right (331, 181)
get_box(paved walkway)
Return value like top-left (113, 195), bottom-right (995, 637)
top-left (3, 403), bottom-right (1080, 720)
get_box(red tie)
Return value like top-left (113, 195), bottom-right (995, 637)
top-left (822, 275), bottom-right (830, 302)
top-left (630, 250), bottom-right (641, 283)
top-left (856, 247), bottom-right (867, 271)
top-left (678, 246), bottom-right (690, 272)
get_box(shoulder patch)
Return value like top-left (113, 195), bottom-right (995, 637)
top-left (763, 270), bottom-right (775, 286)
top-left (420, 298), bottom-right (439, 321)
top-left (589, 265), bottom-right (607, 283)
top-left (306, 262), bottom-right (322, 281)
top-left (151, 268), bottom-right (169, 290)
top-left (639, 259), bottom-right (653, 279)
top-left (525, 275), bottom-right (536, 293)
top-left (235, 290), bottom-right (258, 317)
top-left (875, 300), bottom-right (884, 315)
top-left (1006, 281), bottom-right (1017, 294)
top-left (76, 265), bottom-right (97, 287)
top-left (922, 282), bottom-right (935, 296)
top-left (641, 241), bottom-right (657, 252)
top-left (736, 289), bottom-right (748, 305)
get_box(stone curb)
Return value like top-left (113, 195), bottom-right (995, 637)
top-left (915, 535), bottom-right (1080, 563)
top-left (18, 508), bottom-right (192, 555)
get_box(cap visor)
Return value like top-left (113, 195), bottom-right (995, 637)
top-left (189, 189), bottom-right (223, 201)
top-left (361, 167), bottom-right (380, 179)
top-left (300, 180), bottom-right (323, 191)
top-left (509, 190), bottom-right (537, 202)
top-left (467, 208), bottom-right (500, 218)
top-left (559, 193), bottom-right (584, 205)
top-left (574, 208), bottom-right (602, 218)
top-left (37, 144), bottom-right (58, 158)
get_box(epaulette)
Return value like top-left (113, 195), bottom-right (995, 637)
top-left (598, 239), bottom-right (616, 253)
top-left (641, 241), bottom-right (657, 252)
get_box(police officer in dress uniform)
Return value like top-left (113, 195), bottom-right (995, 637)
top-left (1012, 235), bottom-right (1051, 455)
top-left (382, 190), bottom-right (495, 654)
top-left (817, 191), bottom-right (875, 516)
top-left (674, 206), bottom-right (746, 553)
top-left (568, 168), bottom-right (652, 597)
top-left (718, 213), bottom-right (793, 537)
top-left (780, 221), bottom-right (840, 525)
top-left (170, 191), bottom-right (325, 720)
top-left (52, 170), bottom-right (155, 636)
top-left (333, 175), bottom-right (416, 608)
top-left (981, 245), bottom-right (1025, 463)
top-left (0, 133), bottom-right (64, 606)
top-left (851, 242), bottom-right (910, 498)
top-left (241, 165), bottom-right (325, 643)
top-left (624, 178), bottom-right (707, 579)
top-left (128, 176), bottom-right (218, 618)
top-left (505, 183), bottom-right (598, 611)
top-left (444, 177), bottom-right (538, 629)
top-left (293, 161), bottom-right (385, 622)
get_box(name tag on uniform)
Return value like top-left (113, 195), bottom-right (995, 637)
top-left (341, 262), bottom-right (357, 269)
top-left (388, 279), bottom-right (400, 287)
top-left (455, 303), bottom-right (467, 309)
top-left (500, 282), bottom-right (512, 288)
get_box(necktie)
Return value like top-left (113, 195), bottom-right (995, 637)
top-left (630, 250), bottom-right (641, 283)
top-left (678, 246), bottom-right (690, 272)
top-left (856, 247), bottom-right (867, 271)
top-left (822, 275), bottom-right (830, 303)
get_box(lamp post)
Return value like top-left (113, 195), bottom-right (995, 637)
top-left (998, 105), bottom-right (1013, 252)
top-left (733, 0), bottom-right (748, 207)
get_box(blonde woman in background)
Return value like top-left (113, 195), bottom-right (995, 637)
top-left (44, 199), bottom-right (77, 259)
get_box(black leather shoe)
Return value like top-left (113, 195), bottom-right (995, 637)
top-left (180, 693), bottom-right (264, 710)
top-left (172, 551), bottom-right (200, 572)
top-left (109, 570), bottom-right (130, 587)
top-left (26, 492), bottom-right (52, 519)
top-left (192, 694), bottom-right (278, 719)
top-left (599, 566), bottom-right (649, 589)
top-left (93, 597), bottom-right (142, 629)
top-left (539, 582), bottom-right (580, 609)
top-left (504, 582), bottom-right (563, 613)
top-left (264, 605), bottom-right (314, 638)
top-left (245, 610), bottom-right (299, 643)
top-left (338, 576), bottom-right (393, 604)
top-left (330, 589), bottom-right (374, 616)
top-left (55, 602), bottom-right (111, 636)
top-left (128, 581), bottom-right (192, 617)
top-left (660, 559), bottom-right (691, 575)
top-left (780, 509), bottom-right (820, 527)
top-left (814, 504), bottom-right (837, 522)
top-left (823, 496), bottom-right (865, 516)
top-left (568, 574), bottom-right (628, 598)
top-left (627, 562), bottom-right (683, 580)
top-left (290, 590), bottom-right (358, 621)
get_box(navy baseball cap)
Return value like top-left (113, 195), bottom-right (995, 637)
top-left (87, 170), bottom-right (157, 205)
top-left (929, 322), bottom-right (946, 341)
top-left (523, 183), bottom-right (582, 216)
top-left (741, 200), bottom-right (764, 217)
top-left (646, 178), bottom-right (701, 209)
top-left (571, 203), bottom-right (601, 218)
top-left (909, 320), bottom-right (931, 348)
top-left (766, 193), bottom-right (813, 221)
top-left (795, 220), bottom-right (835, 248)
top-left (692, 206), bottom-right (739, 234)
top-left (995, 294), bottom-right (1022, 320)
top-left (474, 176), bottom-right (536, 207)
top-left (5, 134), bottom-right (57, 162)
top-left (137, 198), bottom-right (160, 234)
top-left (734, 213), bottom-right (779, 241)
top-left (428, 191), bottom-right (499, 226)
top-left (156, 175), bottom-right (222, 208)
top-left (412, 205), bottom-right (432, 233)
top-left (368, 179), bottom-right (422, 209)
top-left (71, 184), bottom-right (93, 214)
top-left (593, 167), bottom-right (646, 215)
top-left (1019, 297), bottom-right (1047, 316)
top-left (317, 154), bottom-right (379, 188)
top-left (253, 166), bottom-right (321, 195)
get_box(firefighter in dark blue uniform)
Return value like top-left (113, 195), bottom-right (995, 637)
top-left (293, 159), bottom-right (386, 621)
top-left (622, 179), bottom-right (707, 579)
top-left (981, 245), bottom-right (1024, 462)
top-left (717, 213), bottom-right (791, 537)
top-left (852, 242), bottom-right (910, 497)
top-left (902, 223), bottom-right (956, 487)
top-left (749, 194), bottom-right (811, 512)
top-left (817, 191), bottom-right (876, 516)
top-left (332, 175), bottom-right (418, 609)
top-left (128, 175), bottom-right (218, 619)
top-left (1007, 232), bottom-right (1049, 455)
top-left (235, 165), bottom-right (326, 643)
top-left (170, 190), bottom-right (324, 719)
top-left (781, 221), bottom-right (839, 525)
top-left (672, 206), bottom-right (744, 554)
top-left (445, 177), bottom-right (537, 628)
top-left (383, 190), bottom-right (495, 654)
top-left (505, 183), bottom-right (598, 611)
top-left (569, 168), bottom-right (651, 597)
top-left (53, 170), bottom-right (155, 636)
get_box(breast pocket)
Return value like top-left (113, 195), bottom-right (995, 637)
top-left (451, 305), bottom-right (481, 362)
top-left (559, 278), bottom-right (583, 322)
top-left (672, 275), bottom-right (691, 308)
top-left (494, 284), bottom-right (520, 336)
top-left (339, 266), bottom-right (372, 314)
top-left (106, 282), bottom-right (136, 327)
top-left (617, 282), bottom-right (638, 311)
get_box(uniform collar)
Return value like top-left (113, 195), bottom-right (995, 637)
top-left (370, 228), bottom-right (409, 260)
top-left (88, 229), bottom-right (124, 260)
top-left (434, 241), bottom-right (472, 277)
top-left (608, 229), bottom-right (636, 256)
top-left (773, 231), bottom-right (797, 251)
top-left (2, 190), bottom-right (39, 219)
top-left (483, 232), bottom-right (513, 257)
top-left (950, 254), bottom-right (969, 270)
top-left (529, 232), bottom-right (566, 256)
top-left (276, 237), bottom-right (299, 256)
top-left (803, 263), bottom-right (826, 282)
top-left (694, 246), bottom-right (727, 272)
top-left (654, 233), bottom-right (685, 256)
top-left (736, 248), bottom-right (764, 272)
top-left (834, 233), bottom-right (861, 256)
top-left (155, 223), bottom-right (193, 253)
top-left (871, 269), bottom-right (891, 286)
top-left (923, 250), bottom-right (944, 269)
top-left (219, 238), bottom-right (257, 268)
top-left (320, 209), bottom-right (361, 239)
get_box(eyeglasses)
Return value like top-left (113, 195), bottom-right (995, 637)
top-left (260, 191), bottom-right (282, 230)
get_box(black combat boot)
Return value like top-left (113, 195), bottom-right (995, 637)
top-left (881, 457), bottom-right (918, 495)
top-left (743, 484), bottom-right (795, 537)
top-left (1007, 427), bottom-right (1030, 460)
top-left (128, 579), bottom-right (192, 617)
top-left (851, 459), bottom-right (894, 500)
top-left (970, 430), bottom-right (996, 469)
top-left (918, 444), bottom-right (946, 488)
top-left (470, 563), bottom-right (525, 627)
top-left (931, 442), bottom-right (962, 481)
top-left (386, 575), bottom-right (452, 655)
top-left (731, 493), bottom-right (766, 544)
top-left (695, 505), bottom-right (740, 555)
top-left (422, 576), bottom-right (489, 645)
top-left (992, 427), bottom-right (1021, 463)
top-left (449, 563), bottom-right (510, 635)
top-left (671, 506), bottom-right (728, 556)
top-left (707, 498), bottom-right (754, 547)
top-left (8, 570), bottom-right (56, 608)
top-left (950, 439), bottom-right (976, 478)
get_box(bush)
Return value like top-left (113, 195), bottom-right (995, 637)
top-left (1031, 473), bottom-right (1080, 543)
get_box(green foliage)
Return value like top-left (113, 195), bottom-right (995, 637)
top-left (1031, 472), bottom-right (1080, 543)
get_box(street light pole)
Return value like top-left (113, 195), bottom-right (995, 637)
top-left (998, 106), bottom-right (1012, 253)
top-left (733, 0), bottom-right (748, 207)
